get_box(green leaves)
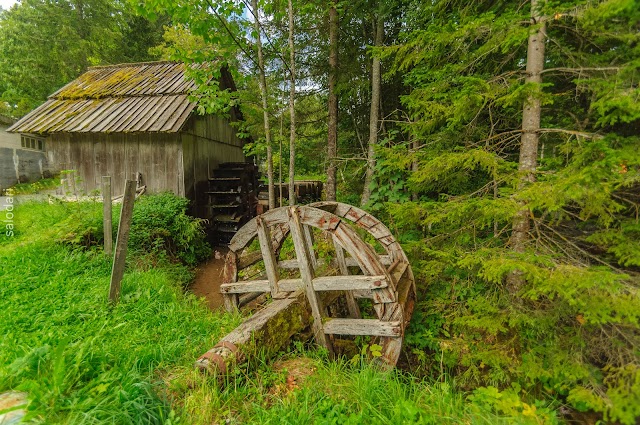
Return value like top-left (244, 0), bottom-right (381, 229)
top-left (0, 0), bottom-right (166, 116)
top-left (129, 192), bottom-right (211, 265)
top-left (381, 1), bottom-right (640, 423)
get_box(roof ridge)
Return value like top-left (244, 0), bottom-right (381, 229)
top-left (88, 60), bottom-right (181, 70)
top-left (51, 92), bottom-right (192, 100)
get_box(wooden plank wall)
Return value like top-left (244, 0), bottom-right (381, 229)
top-left (181, 114), bottom-right (246, 218)
top-left (44, 113), bottom-right (244, 217)
top-left (47, 133), bottom-right (182, 197)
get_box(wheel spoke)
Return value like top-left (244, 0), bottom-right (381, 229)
top-left (287, 206), bottom-right (332, 352)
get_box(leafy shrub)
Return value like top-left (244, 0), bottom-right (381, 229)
top-left (53, 201), bottom-right (106, 247)
top-left (128, 192), bottom-right (211, 265)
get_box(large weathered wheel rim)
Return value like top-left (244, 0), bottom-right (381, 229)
top-left (220, 204), bottom-right (415, 367)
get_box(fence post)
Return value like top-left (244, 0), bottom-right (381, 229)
top-left (108, 180), bottom-right (136, 304)
top-left (102, 176), bottom-right (112, 256)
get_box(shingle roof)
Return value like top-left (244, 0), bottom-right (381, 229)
top-left (8, 61), bottom-right (203, 134)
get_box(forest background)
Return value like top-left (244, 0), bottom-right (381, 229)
top-left (1, 0), bottom-right (638, 423)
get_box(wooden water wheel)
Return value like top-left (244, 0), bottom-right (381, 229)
top-left (195, 202), bottom-right (415, 372)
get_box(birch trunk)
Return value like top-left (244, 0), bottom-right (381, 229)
top-left (507, 0), bottom-right (546, 294)
top-left (360, 16), bottom-right (383, 206)
top-left (287, 0), bottom-right (296, 205)
top-left (251, 0), bottom-right (274, 209)
top-left (326, 1), bottom-right (338, 202)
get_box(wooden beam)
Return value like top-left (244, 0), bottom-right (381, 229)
top-left (303, 225), bottom-right (317, 270)
top-left (323, 319), bottom-right (402, 337)
top-left (288, 206), bottom-right (332, 351)
top-left (333, 235), bottom-right (361, 319)
top-left (238, 250), bottom-right (262, 269)
top-left (277, 255), bottom-right (392, 270)
top-left (222, 251), bottom-right (239, 312)
top-left (108, 180), bottom-right (136, 304)
top-left (196, 291), bottom-right (310, 374)
top-left (220, 275), bottom-right (388, 294)
top-left (256, 216), bottom-right (282, 298)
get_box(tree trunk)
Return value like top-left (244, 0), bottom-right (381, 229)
top-left (326, 1), bottom-right (338, 202)
top-left (279, 111), bottom-right (284, 207)
top-left (507, 0), bottom-right (546, 294)
top-left (287, 0), bottom-right (296, 205)
top-left (251, 0), bottom-right (275, 209)
top-left (360, 15), bottom-right (383, 206)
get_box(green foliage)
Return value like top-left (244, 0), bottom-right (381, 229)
top-left (468, 386), bottom-right (558, 424)
top-left (381, 0), bottom-right (640, 423)
top-left (0, 0), bottom-right (166, 116)
top-left (129, 192), bottom-right (211, 265)
top-left (53, 201), bottom-right (106, 247)
top-left (0, 201), bottom-right (239, 423)
top-left (367, 141), bottom-right (412, 210)
top-left (171, 351), bottom-right (533, 425)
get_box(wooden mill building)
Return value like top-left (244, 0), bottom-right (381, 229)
top-left (8, 61), bottom-right (249, 217)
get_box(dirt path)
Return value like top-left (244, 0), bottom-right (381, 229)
top-left (190, 247), bottom-right (228, 310)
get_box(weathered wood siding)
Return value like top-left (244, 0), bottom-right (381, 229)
top-left (47, 133), bottom-right (183, 197)
top-left (181, 114), bottom-right (246, 217)
top-left (44, 112), bottom-right (245, 217)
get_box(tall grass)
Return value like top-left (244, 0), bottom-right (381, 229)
top-left (0, 200), bottom-right (549, 424)
top-left (0, 200), bottom-right (239, 423)
top-left (166, 350), bottom-right (550, 425)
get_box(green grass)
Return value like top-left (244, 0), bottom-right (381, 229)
top-left (0, 201), bottom-right (240, 423)
top-left (163, 350), bottom-right (551, 425)
top-left (0, 201), bottom-right (553, 424)
top-left (4, 177), bottom-right (61, 195)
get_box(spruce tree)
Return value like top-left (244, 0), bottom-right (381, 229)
top-left (384, 0), bottom-right (640, 422)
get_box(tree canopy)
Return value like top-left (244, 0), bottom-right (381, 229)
top-left (1, 0), bottom-right (638, 422)
top-left (0, 0), bottom-right (167, 116)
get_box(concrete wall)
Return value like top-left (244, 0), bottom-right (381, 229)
top-left (0, 125), bottom-right (51, 191)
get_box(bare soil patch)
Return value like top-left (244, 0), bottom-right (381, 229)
top-left (190, 248), bottom-right (228, 310)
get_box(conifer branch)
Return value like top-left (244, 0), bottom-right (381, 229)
top-left (538, 128), bottom-right (603, 139)
top-left (541, 67), bottom-right (621, 75)
top-left (536, 220), bottom-right (624, 273)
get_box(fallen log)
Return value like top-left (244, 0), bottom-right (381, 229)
top-left (195, 291), bottom-right (310, 374)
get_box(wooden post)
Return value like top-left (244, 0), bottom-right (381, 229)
top-left (102, 176), bottom-right (113, 256)
top-left (108, 180), bottom-right (136, 304)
